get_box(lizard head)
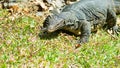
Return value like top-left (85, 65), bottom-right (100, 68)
top-left (42, 14), bottom-right (65, 33)
top-left (41, 12), bottom-right (78, 33)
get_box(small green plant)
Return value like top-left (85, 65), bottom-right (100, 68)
top-left (0, 9), bottom-right (120, 68)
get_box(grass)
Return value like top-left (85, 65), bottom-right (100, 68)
top-left (0, 9), bottom-right (120, 68)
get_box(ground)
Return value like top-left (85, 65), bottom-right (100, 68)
top-left (0, 9), bottom-right (120, 68)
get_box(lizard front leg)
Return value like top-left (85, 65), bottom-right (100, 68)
top-left (75, 20), bottom-right (91, 48)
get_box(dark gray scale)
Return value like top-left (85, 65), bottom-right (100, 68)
top-left (41, 0), bottom-right (120, 46)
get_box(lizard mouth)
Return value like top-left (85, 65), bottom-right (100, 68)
top-left (47, 26), bottom-right (58, 32)
top-left (47, 26), bottom-right (61, 32)
top-left (47, 29), bottom-right (56, 32)
top-left (47, 20), bottom-right (65, 32)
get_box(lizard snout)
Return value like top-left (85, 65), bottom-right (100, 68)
top-left (47, 28), bottom-right (55, 32)
top-left (47, 26), bottom-right (57, 32)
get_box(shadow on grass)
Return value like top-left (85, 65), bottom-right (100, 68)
top-left (39, 29), bottom-right (81, 40)
top-left (39, 30), bottom-right (60, 40)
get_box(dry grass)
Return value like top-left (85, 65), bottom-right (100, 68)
top-left (0, 9), bottom-right (120, 68)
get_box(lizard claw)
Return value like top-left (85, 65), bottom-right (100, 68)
top-left (112, 25), bottom-right (120, 36)
top-left (107, 25), bottom-right (120, 39)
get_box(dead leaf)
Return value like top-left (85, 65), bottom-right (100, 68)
top-left (75, 44), bottom-right (81, 49)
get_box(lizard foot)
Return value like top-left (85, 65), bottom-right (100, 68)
top-left (107, 25), bottom-right (120, 39)
top-left (112, 25), bottom-right (120, 36)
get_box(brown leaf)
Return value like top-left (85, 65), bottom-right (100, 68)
top-left (75, 44), bottom-right (81, 49)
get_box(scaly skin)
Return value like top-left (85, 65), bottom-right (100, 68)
top-left (41, 0), bottom-right (120, 46)
top-left (114, 0), bottom-right (120, 14)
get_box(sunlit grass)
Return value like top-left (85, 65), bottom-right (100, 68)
top-left (0, 9), bottom-right (120, 68)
